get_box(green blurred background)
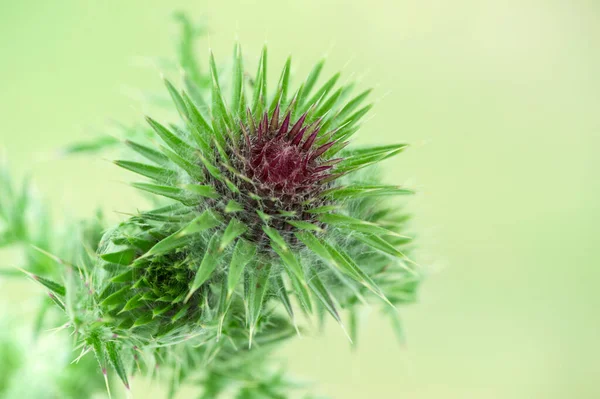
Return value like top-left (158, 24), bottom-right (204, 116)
top-left (1, 0), bottom-right (599, 398)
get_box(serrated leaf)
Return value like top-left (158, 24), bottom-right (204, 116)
top-left (336, 144), bottom-right (407, 173)
top-left (296, 232), bottom-right (391, 306)
top-left (262, 226), bottom-right (288, 251)
top-left (220, 218), bottom-right (247, 250)
top-left (153, 303), bottom-right (173, 318)
top-left (323, 184), bottom-right (414, 200)
top-left (323, 88), bottom-right (372, 131)
top-left (318, 213), bottom-right (408, 238)
top-left (270, 243), bottom-right (312, 313)
top-left (197, 152), bottom-right (224, 181)
top-left (159, 145), bottom-right (205, 182)
top-left (105, 341), bottom-right (130, 389)
top-left (110, 269), bottom-right (134, 283)
top-left (146, 116), bottom-right (198, 163)
top-left (304, 205), bottom-right (340, 214)
top-left (271, 272), bottom-right (296, 328)
top-left (231, 42), bottom-right (245, 119)
top-left (182, 184), bottom-right (219, 199)
top-left (270, 55), bottom-right (292, 113)
top-left (224, 199), bottom-right (244, 213)
top-left (131, 182), bottom-right (196, 205)
top-left (100, 286), bottom-right (130, 307)
top-left (164, 78), bottom-right (189, 121)
top-left (209, 51), bottom-right (234, 134)
top-left (60, 136), bottom-right (119, 155)
top-left (120, 292), bottom-right (144, 313)
top-left (286, 220), bottom-right (323, 232)
top-left (355, 234), bottom-right (414, 265)
top-left (101, 248), bottom-right (136, 265)
top-left (297, 58), bottom-right (325, 111)
top-left (247, 262), bottom-right (272, 347)
top-left (133, 313), bottom-right (153, 327)
top-left (227, 239), bottom-right (256, 298)
top-left (144, 210), bottom-right (221, 257)
top-left (171, 303), bottom-right (191, 323)
top-left (125, 139), bottom-right (170, 166)
top-left (299, 72), bottom-right (341, 116)
top-left (48, 292), bottom-right (66, 311)
top-left (307, 270), bottom-right (345, 332)
top-left (186, 232), bottom-right (224, 302)
top-left (22, 270), bottom-right (66, 296)
top-left (252, 46), bottom-right (268, 117)
top-left (181, 91), bottom-right (213, 155)
top-left (311, 85), bottom-right (345, 123)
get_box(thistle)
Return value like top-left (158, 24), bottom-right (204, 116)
top-left (13, 16), bottom-right (421, 397)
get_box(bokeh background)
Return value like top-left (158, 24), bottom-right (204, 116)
top-left (1, 0), bottom-right (599, 398)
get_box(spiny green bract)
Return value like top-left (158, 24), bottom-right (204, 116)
top-left (23, 39), bottom-right (420, 394)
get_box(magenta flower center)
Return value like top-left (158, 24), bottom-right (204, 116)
top-left (241, 107), bottom-right (338, 198)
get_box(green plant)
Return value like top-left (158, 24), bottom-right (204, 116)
top-left (2, 15), bottom-right (421, 398)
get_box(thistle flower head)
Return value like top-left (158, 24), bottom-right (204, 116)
top-left (100, 44), bottom-right (418, 343)
top-left (20, 33), bottom-right (420, 394)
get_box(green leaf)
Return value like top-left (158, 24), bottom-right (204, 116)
top-left (247, 262), bottom-right (272, 347)
top-left (270, 243), bottom-right (312, 313)
top-left (101, 248), bottom-right (136, 265)
top-left (227, 239), bottom-right (256, 298)
top-left (349, 308), bottom-right (359, 347)
top-left (61, 136), bottom-right (119, 155)
top-left (100, 286), bottom-right (130, 307)
top-left (296, 232), bottom-right (390, 306)
top-left (110, 269), bottom-right (134, 283)
top-left (23, 270), bottom-right (66, 296)
top-left (311, 85), bottom-right (345, 123)
top-left (164, 78), bottom-right (189, 120)
top-left (105, 341), bottom-right (130, 389)
top-left (271, 272), bottom-right (296, 329)
top-left (159, 145), bottom-right (205, 182)
top-left (385, 306), bottom-right (405, 345)
top-left (174, 13), bottom-right (208, 91)
top-left (220, 218), bottom-right (247, 250)
top-left (144, 210), bottom-right (221, 257)
top-left (270, 243), bottom-right (302, 285)
top-left (231, 42), bottom-right (245, 120)
top-left (146, 116), bottom-right (198, 162)
top-left (182, 91), bottom-right (213, 155)
top-left (300, 72), bottom-right (341, 116)
top-left (224, 199), bottom-right (244, 213)
top-left (197, 152), bottom-right (224, 181)
top-left (297, 58), bottom-right (325, 111)
top-left (120, 292), bottom-right (145, 312)
top-left (262, 226), bottom-right (288, 251)
top-left (252, 45), bottom-right (268, 117)
top-left (336, 144), bottom-right (407, 173)
top-left (286, 220), bottom-right (323, 232)
top-left (186, 232), bottom-right (224, 302)
top-left (182, 184), bottom-right (219, 199)
top-left (209, 51), bottom-right (234, 134)
top-left (356, 233), bottom-right (409, 260)
top-left (115, 160), bottom-right (176, 183)
top-left (323, 184), bottom-right (414, 200)
top-left (304, 205), bottom-right (340, 214)
top-left (270, 55), bottom-right (292, 112)
top-left (125, 139), bottom-right (170, 166)
top-left (324, 88), bottom-right (372, 131)
top-left (131, 182), bottom-right (196, 205)
top-left (318, 213), bottom-right (408, 238)
top-left (153, 303), bottom-right (173, 318)
top-left (171, 303), bottom-right (191, 323)
top-left (307, 270), bottom-right (348, 339)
